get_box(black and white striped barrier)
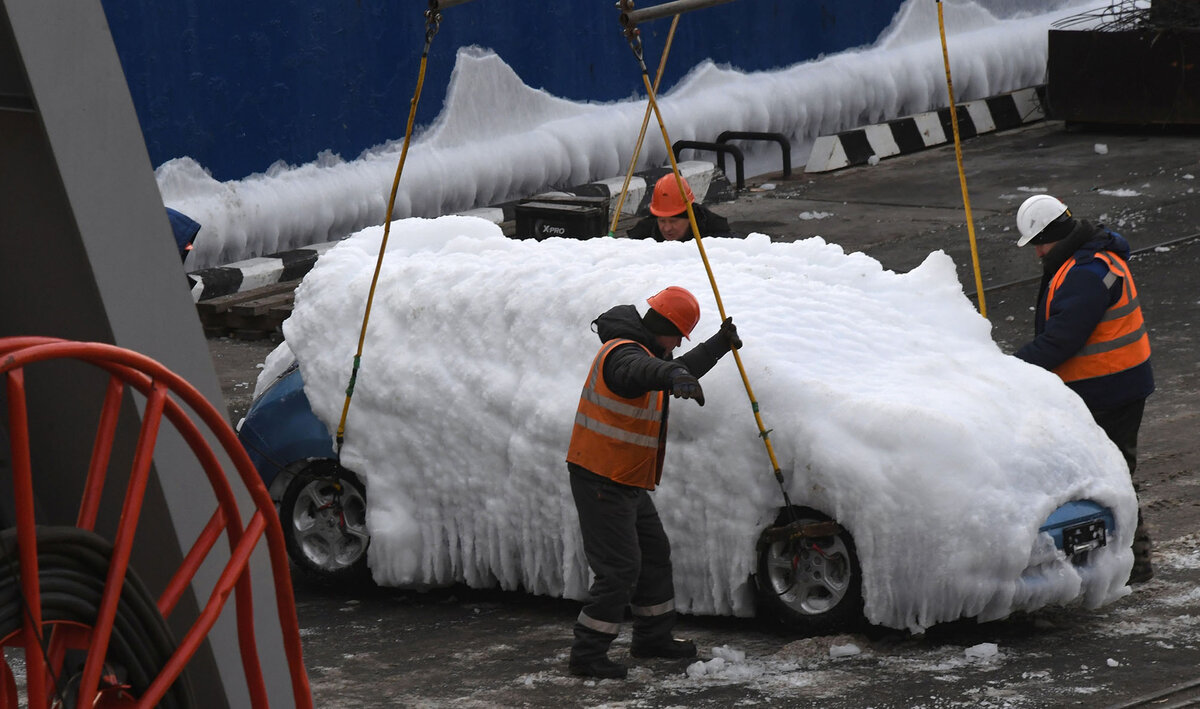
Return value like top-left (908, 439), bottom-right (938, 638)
top-left (187, 242), bottom-right (337, 302)
top-left (805, 86), bottom-right (1047, 173)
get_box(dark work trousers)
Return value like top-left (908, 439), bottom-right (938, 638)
top-left (568, 465), bottom-right (677, 661)
top-left (1091, 397), bottom-right (1151, 559)
top-left (1090, 398), bottom-right (1145, 478)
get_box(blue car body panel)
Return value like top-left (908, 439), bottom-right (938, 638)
top-left (1039, 499), bottom-right (1115, 557)
top-left (236, 365), bottom-right (334, 489)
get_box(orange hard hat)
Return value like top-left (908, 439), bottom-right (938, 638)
top-left (650, 174), bottom-right (695, 217)
top-left (646, 286), bottom-right (701, 339)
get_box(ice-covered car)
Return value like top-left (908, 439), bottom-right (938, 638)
top-left (237, 215), bottom-right (1137, 634)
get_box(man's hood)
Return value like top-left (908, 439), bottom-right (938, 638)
top-left (1044, 219), bottom-right (1131, 275)
top-left (1077, 220), bottom-right (1131, 261)
top-left (592, 304), bottom-right (664, 356)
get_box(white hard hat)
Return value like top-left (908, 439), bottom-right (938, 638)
top-left (1016, 194), bottom-right (1070, 246)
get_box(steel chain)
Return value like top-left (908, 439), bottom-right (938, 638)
top-left (425, 2), bottom-right (442, 44)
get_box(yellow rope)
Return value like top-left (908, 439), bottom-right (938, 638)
top-left (615, 5), bottom-right (791, 499)
top-left (335, 20), bottom-right (436, 453)
top-left (607, 15), bottom-right (680, 237)
top-left (638, 68), bottom-right (789, 492)
top-left (937, 0), bottom-right (988, 319)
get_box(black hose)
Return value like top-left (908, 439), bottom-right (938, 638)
top-left (39, 537), bottom-right (181, 667)
top-left (0, 526), bottom-right (194, 709)
top-left (7, 535), bottom-right (182, 683)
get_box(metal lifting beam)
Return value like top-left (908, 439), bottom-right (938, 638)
top-left (431, 0), bottom-right (477, 8)
top-left (619, 0), bottom-right (738, 26)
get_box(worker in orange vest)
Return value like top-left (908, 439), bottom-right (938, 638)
top-left (1014, 194), bottom-right (1155, 584)
top-left (565, 286), bottom-right (740, 679)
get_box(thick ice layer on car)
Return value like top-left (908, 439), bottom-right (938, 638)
top-left (273, 215), bottom-right (1137, 632)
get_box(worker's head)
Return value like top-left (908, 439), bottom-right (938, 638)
top-left (650, 175), bottom-right (696, 242)
top-left (1016, 194), bottom-right (1074, 258)
top-left (644, 286), bottom-right (701, 351)
top-left (650, 174), bottom-right (695, 217)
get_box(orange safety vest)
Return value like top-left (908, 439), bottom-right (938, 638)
top-left (1046, 251), bottom-right (1151, 383)
top-left (566, 339), bottom-right (666, 490)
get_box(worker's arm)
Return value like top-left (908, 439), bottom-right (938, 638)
top-left (1016, 264), bottom-right (1115, 371)
top-left (674, 321), bottom-right (737, 378)
top-left (604, 320), bottom-right (738, 401)
top-left (603, 342), bottom-right (684, 398)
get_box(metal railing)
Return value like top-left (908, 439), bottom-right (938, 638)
top-left (717, 131), bottom-right (792, 178)
top-left (672, 140), bottom-right (745, 189)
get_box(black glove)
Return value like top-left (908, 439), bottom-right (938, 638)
top-left (720, 316), bottom-right (742, 350)
top-left (670, 371), bottom-right (705, 406)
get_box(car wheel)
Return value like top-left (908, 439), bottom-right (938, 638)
top-left (279, 460), bottom-right (370, 583)
top-left (755, 506), bottom-right (863, 633)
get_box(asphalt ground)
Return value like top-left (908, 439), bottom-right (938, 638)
top-left (208, 118), bottom-right (1200, 707)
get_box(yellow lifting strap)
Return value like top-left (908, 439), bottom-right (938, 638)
top-left (617, 0), bottom-right (793, 507)
top-left (936, 0), bottom-right (988, 319)
top-left (334, 1), bottom-right (457, 456)
top-left (606, 14), bottom-right (680, 237)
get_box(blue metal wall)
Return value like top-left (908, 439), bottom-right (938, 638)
top-left (102, 1), bottom-right (901, 182)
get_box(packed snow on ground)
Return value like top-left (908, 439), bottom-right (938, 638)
top-left (259, 214), bottom-right (1137, 633)
top-left (161, 0), bottom-right (1099, 270)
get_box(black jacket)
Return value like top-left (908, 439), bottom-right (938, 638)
top-left (1015, 219), bottom-right (1154, 410)
top-left (626, 204), bottom-right (735, 242)
top-left (589, 304), bottom-right (729, 401)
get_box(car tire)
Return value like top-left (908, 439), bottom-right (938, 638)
top-left (279, 460), bottom-right (371, 584)
top-left (755, 506), bottom-right (863, 634)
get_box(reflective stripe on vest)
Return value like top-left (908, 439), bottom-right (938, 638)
top-left (566, 339), bottom-right (664, 489)
top-left (1046, 251), bottom-right (1151, 383)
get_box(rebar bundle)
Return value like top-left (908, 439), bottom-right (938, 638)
top-left (1053, 0), bottom-right (1200, 32)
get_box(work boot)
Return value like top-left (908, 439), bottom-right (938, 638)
top-left (630, 637), bottom-right (697, 659)
top-left (568, 655), bottom-right (628, 679)
top-left (1129, 559), bottom-right (1154, 584)
top-left (1129, 514), bottom-right (1154, 584)
top-left (569, 622), bottom-right (626, 679)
